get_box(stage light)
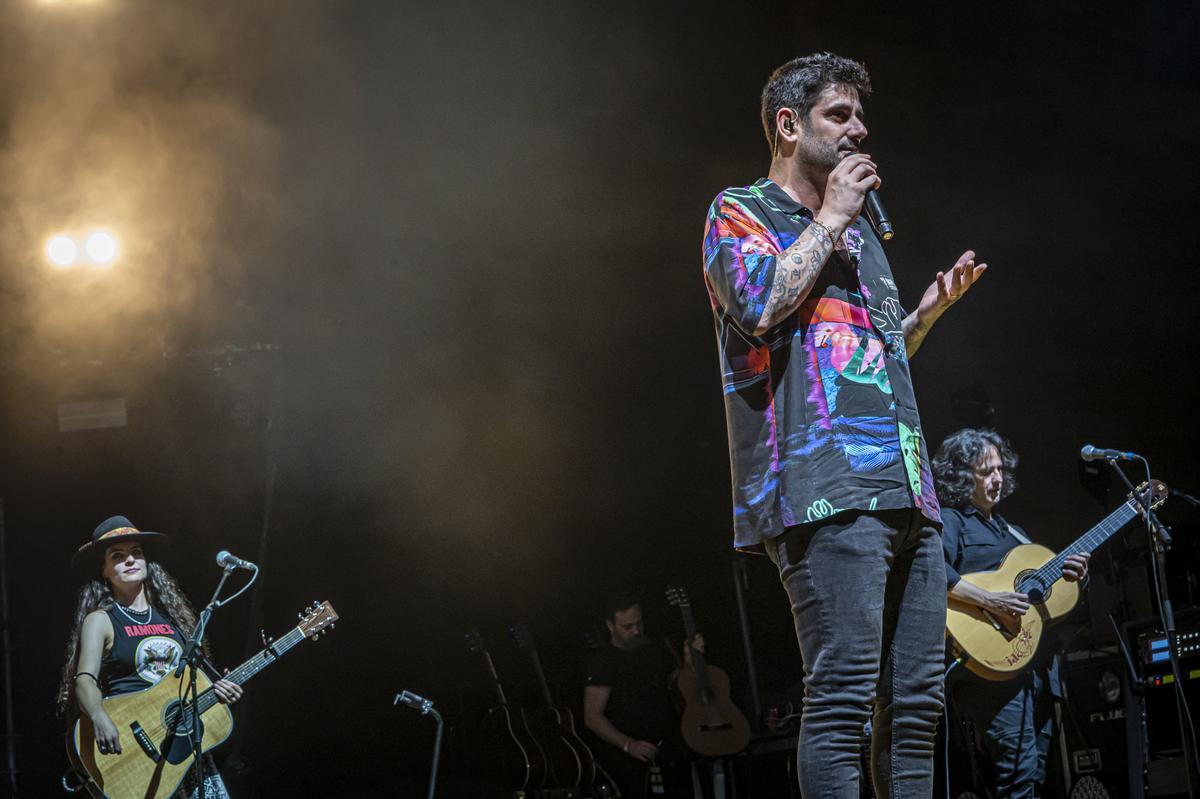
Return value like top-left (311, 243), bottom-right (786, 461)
top-left (84, 230), bottom-right (118, 264)
top-left (46, 234), bottom-right (79, 267)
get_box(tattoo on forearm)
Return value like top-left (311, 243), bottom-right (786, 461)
top-left (759, 224), bottom-right (835, 330)
top-left (902, 312), bottom-right (930, 357)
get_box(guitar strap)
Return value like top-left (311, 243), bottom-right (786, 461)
top-left (996, 516), bottom-right (1031, 546)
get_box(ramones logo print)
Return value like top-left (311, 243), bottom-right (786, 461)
top-left (134, 636), bottom-right (183, 684)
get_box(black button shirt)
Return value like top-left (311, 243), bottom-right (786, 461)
top-left (941, 505), bottom-right (1029, 591)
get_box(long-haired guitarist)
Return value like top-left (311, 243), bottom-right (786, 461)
top-left (57, 516), bottom-right (242, 798)
top-left (934, 430), bottom-right (1089, 798)
top-left (582, 591), bottom-right (701, 798)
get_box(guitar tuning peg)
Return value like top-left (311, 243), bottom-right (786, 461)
top-left (312, 634), bottom-right (320, 641)
top-left (298, 612), bottom-right (303, 619)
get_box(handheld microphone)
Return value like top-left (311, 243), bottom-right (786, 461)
top-left (1079, 444), bottom-right (1139, 462)
top-left (215, 550), bottom-right (257, 571)
top-left (863, 189), bottom-right (894, 241)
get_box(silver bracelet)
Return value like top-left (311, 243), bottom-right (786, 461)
top-left (808, 220), bottom-right (838, 246)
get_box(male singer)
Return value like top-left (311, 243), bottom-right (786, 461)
top-left (701, 52), bottom-right (986, 796)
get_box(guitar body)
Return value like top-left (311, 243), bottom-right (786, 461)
top-left (480, 704), bottom-right (547, 791)
top-left (528, 705), bottom-right (583, 788)
top-left (67, 669), bottom-right (234, 799)
top-left (675, 664), bottom-right (751, 756)
top-left (946, 543), bottom-right (1080, 680)
top-left (556, 705), bottom-right (598, 786)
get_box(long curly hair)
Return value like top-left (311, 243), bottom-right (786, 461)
top-left (932, 428), bottom-right (1019, 511)
top-left (56, 560), bottom-right (206, 718)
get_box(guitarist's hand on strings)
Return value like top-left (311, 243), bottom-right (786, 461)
top-left (93, 711), bottom-right (122, 756)
top-left (682, 633), bottom-right (705, 666)
top-left (1062, 552), bottom-right (1091, 582)
top-left (984, 591), bottom-right (1030, 618)
top-left (213, 670), bottom-right (243, 704)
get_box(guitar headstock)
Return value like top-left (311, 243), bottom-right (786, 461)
top-left (1128, 480), bottom-right (1169, 513)
top-left (509, 621), bottom-right (536, 654)
top-left (665, 585), bottom-right (691, 609)
top-left (464, 628), bottom-right (489, 655)
top-left (298, 600), bottom-right (338, 641)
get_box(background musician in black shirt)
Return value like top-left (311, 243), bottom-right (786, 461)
top-left (583, 592), bottom-right (702, 798)
top-left (934, 430), bottom-right (1089, 799)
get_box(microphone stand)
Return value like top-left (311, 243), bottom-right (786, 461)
top-left (395, 691), bottom-right (443, 799)
top-left (176, 565), bottom-right (235, 793)
top-left (1106, 458), bottom-right (1196, 799)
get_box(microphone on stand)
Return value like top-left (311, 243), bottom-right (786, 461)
top-left (1079, 444), bottom-right (1139, 462)
top-left (215, 550), bottom-right (257, 571)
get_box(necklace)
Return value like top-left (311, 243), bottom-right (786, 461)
top-left (114, 603), bottom-right (152, 625)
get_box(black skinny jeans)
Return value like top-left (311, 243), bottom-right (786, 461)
top-left (765, 509), bottom-right (947, 799)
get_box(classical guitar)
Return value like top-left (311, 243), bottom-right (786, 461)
top-left (66, 600), bottom-right (338, 799)
top-left (464, 628), bottom-right (548, 792)
top-left (665, 586), bottom-right (751, 757)
top-left (509, 621), bottom-right (587, 790)
top-left (947, 480), bottom-right (1167, 680)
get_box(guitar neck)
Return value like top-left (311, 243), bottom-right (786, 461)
top-left (529, 650), bottom-right (555, 708)
top-left (1031, 498), bottom-right (1141, 590)
top-left (678, 604), bottom-right (709, 678)
top-left (481, 651), bottom-right (509, 707)
top-left (196, 626), bottom-right (306, 714)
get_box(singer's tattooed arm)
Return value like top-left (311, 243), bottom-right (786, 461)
top-left (754, 222), bottom-right (837, 335)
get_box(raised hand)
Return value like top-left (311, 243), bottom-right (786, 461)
top-left (916, 250), bottom-right (987, 320)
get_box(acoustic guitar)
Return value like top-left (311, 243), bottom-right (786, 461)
top-left (464, 628), bottom-right (548, 792)
top-left (946, 480), bottom-right (1167, 680)
top-left (665, 586), bottom-right (751, 757)
top-left (509, 621), bottom-right (587, 789)
top-left (66, 600), bottom-right (338, 799)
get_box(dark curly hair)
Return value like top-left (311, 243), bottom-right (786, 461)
top-left (932, 428), bottom-right (1019, 511)
top-left (760, 52), bottom-right (872, 148)
top-left (56, 560), bottom-right (207, 718)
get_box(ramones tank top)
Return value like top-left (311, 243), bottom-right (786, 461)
top-left (99, 604), bottom-right (186, 697)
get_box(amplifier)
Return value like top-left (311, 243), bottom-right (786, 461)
top-left (1060, 652), bottom-right (1132, 798)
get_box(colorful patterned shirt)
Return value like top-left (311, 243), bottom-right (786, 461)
top-left (702, 178), bottom-right (941, 550)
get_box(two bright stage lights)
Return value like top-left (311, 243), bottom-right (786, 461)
top-left (45, 230), bottom-right (119, 267)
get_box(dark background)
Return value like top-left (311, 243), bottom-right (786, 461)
top-left (1, 1), bottom-right (1198, 796)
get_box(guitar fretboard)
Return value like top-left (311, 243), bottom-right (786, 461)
top-left (196, 626), bottom-right (306, 714)
top-left (1024, 498), bottom-right (1141, 592)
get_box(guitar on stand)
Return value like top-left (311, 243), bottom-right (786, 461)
top-left (665, 586), bottom-right (750, 757)
top-left (510, 621), bottom-right (621, 797)
top-left (465, 628), bottom-right (548, 793)
top-left (946, 480), bottom-right (1168, 679)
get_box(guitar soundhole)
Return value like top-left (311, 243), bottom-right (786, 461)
top-left (163, 700), bottom-right (194, 735)
top-left (160, 699), bottom-right (206, 765)
top-left (1015, 570), bottom-right (1050, 604)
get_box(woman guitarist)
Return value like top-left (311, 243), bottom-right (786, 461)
top-left (57, 516), bottom-right (243, 798)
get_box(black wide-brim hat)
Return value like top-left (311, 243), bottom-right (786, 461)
top-left (70, 516), bottom-right (167, 580)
